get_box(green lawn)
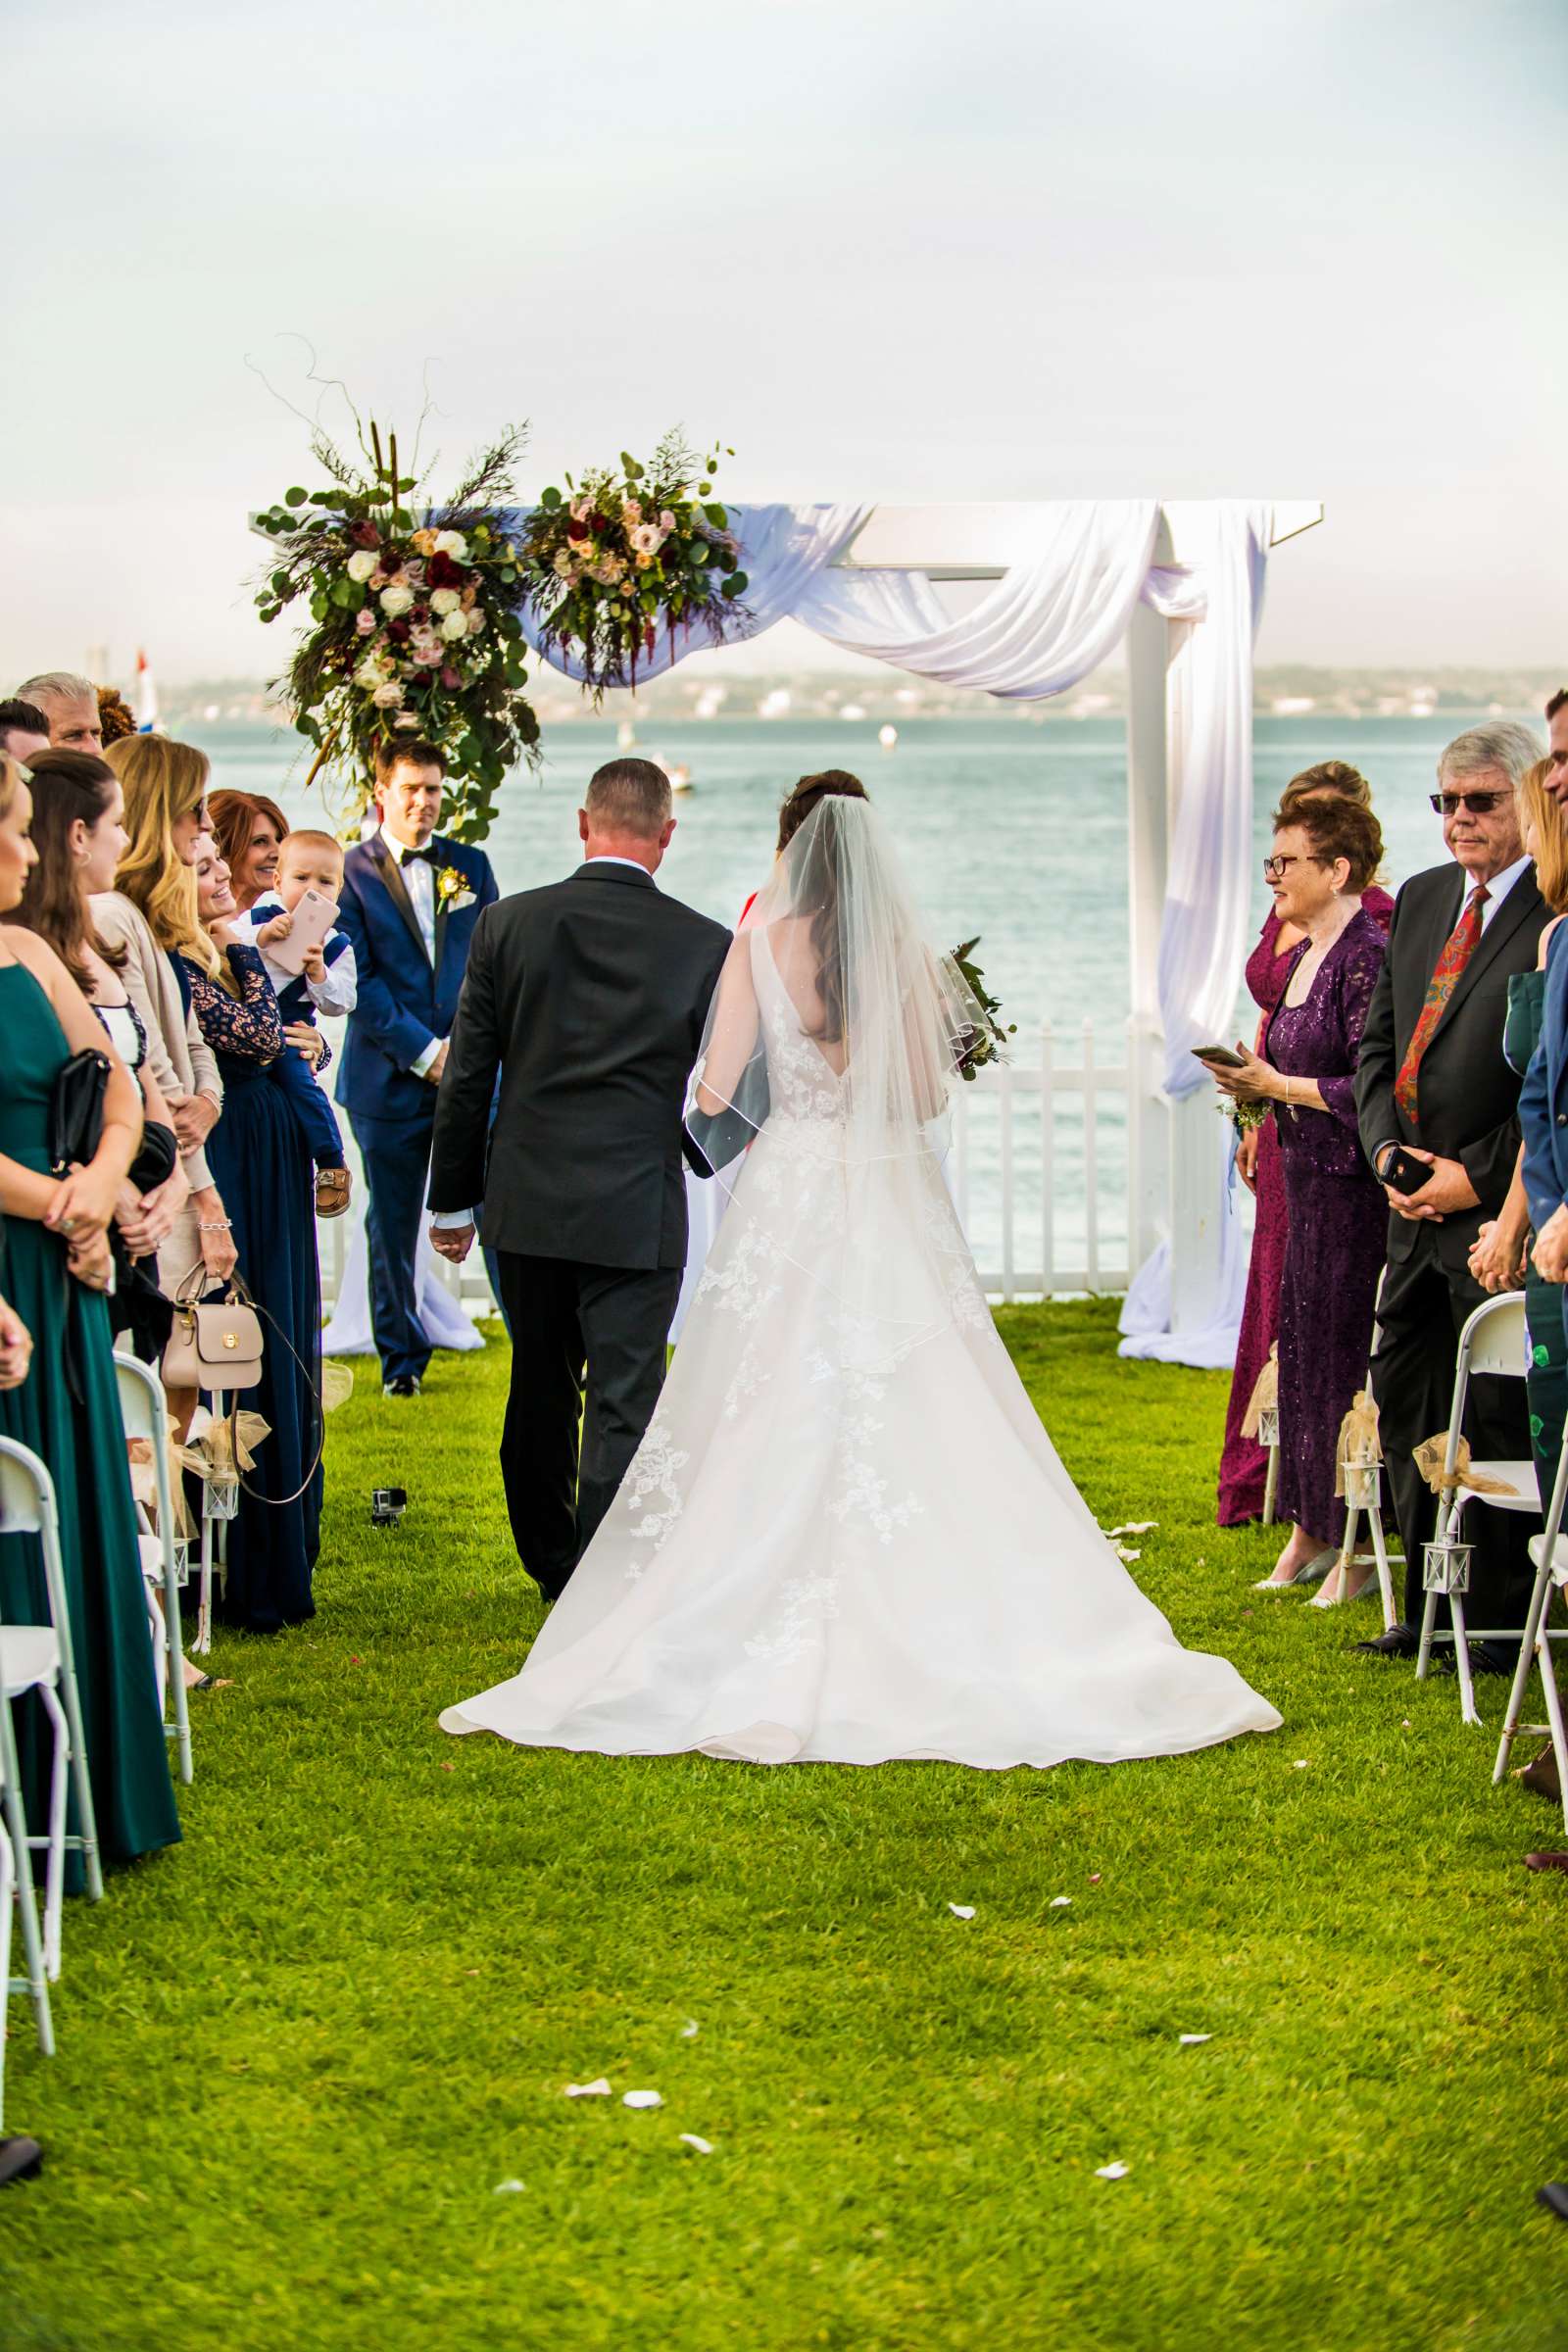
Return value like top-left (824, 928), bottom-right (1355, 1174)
top-left (4, 1301), bottom-right (1566, 2351)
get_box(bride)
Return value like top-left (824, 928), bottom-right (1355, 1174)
top-left (441, 797), bottom-right (1280, 1768)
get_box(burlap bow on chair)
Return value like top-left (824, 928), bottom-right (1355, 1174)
top-left (1334, 1391), bottom-right (1383, 1498)
top-left (1411, 1434), bottom-right (1521, 1499)
top-left (175, 1406), bottom-right (271, 1486)
top-left (1241, 1345), bottom-right (1279, 1441)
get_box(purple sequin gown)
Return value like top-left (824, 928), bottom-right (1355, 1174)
top-left (1264, 909), bottom-right (1390, 1545)
top-left (1217, 887), bottom-right (1393, 1525)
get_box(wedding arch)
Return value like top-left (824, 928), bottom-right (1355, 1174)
top-left (509, 496), bottom-right (1325, 1368)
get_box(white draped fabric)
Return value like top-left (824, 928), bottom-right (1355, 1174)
top-left (510, 497), bottom-right (1270, 1362)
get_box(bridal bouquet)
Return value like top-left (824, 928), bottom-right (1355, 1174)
top-left (951, 937), bottom-right (1016, 1080)
top-left (516, 432), bottom-right (750, 698)
top-left (254, 418), bottom-right (540, 841)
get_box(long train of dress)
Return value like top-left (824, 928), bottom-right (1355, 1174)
top-left (443, 938), bottom-right (1279, 1770)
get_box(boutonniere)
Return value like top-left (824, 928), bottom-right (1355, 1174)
top-left (435, 865), bottom-right (476, 913)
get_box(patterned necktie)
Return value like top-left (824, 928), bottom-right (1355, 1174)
top-left (1394, 882), bottom-right (1489, 1125)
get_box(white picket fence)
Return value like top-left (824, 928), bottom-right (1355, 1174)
top-left (318, 1018), bottom-right (1135, 1314)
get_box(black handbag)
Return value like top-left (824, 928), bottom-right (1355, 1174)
top-left (48, 1048), bottom-right (111, 1176)
top-left (127, 1117), bottom-right (177, 1194)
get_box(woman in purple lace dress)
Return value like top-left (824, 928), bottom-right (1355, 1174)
top-left (1209, 792), bottom-right (1389, 1593)
top-left (1216, 763), bottom-right (1393, 1527)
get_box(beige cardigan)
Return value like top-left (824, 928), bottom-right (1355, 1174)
top-left (91, 891), bottom-right (223, 1193)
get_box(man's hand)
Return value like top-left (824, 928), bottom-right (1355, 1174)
top-left (424, 1041), bottom-right (450, 1086)
top-left (1535, 1204), bottom-right (1568, 1285)
top-left (429, 1219), bottom-right (475, 1264)
top-left (1469, 1216), bottom-right (1529, 1295)
top-left (172, 1092), bottom-right (220, 1153)
top-left (1382, 1147), bottom-right (1480, 1224)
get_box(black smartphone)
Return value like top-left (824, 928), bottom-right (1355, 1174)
top-left (1193, 1045), bottom-right (1247, 1070)
top-left (1381, 1145), bottom-right (1430, 1195)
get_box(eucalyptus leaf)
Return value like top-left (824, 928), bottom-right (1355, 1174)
top-left (285, 486), bottom-right (307, 507)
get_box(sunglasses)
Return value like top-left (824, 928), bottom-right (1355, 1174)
top-left (1431, 790), bottom-right (1507, 816)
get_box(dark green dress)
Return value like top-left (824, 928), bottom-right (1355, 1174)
top-left (0, 960), bottom-right (180, 1872)
top-left (1504, 968), bottom-right (1568, 1502)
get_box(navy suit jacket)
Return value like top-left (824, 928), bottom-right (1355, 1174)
top-left (335, 831), bottom-right (498, 1124)
top-left (1521, 918), bottom-right (1568, 1232)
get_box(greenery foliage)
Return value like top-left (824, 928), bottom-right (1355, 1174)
top-left (255, 419), bottom-right (540, 842)
top-left (517, 433), bottom-right (750, 701)
top-left (4, 1302), bottom-right (1566, 2351)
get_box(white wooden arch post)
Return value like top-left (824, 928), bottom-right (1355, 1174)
top-left (830, 500), bottom-right (1322, 1332)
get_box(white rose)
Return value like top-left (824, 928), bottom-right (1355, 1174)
top-left (466, 609), bottom-right (486, 634)
top-left (345, 549), bottom-right (378, 584)
top-left (429, 587), bottom-right (462, 616)
top-left (379, 584), bottom-right (416, 618)
top-left (371, 682), bottom-right (404, 709)
top-left (353, 657), bottom-right (387, 690)
top-left (440, 610), bottom-right (470, 643)
top-left (433, 529), bottom-right (468, 562)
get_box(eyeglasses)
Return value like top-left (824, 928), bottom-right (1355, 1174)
top-left (1262, 853), bottom-right (1325, 882)
top-left (1431, 790), bottom-right (1506, 816)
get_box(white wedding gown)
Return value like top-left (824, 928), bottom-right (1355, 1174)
top-left (442, 922), bottom-right (1281, 1771)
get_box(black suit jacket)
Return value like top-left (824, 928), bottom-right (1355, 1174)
top-left (1354, 860), bottom-right (1548, 1268)
top-left (428, 862), bottom-right (732, 1269)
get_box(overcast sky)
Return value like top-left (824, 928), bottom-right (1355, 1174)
top-left (6, 0), bottom-right (1565, 684)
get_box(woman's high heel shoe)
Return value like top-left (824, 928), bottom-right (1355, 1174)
top-left (1308, 1556), bottom-right (1381, 1610)
top-left (1252, 1545), bottom-right (1337, 1592)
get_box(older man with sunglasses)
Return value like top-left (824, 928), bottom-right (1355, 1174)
top-left (1354, 721), bottom-right (1548, 1664)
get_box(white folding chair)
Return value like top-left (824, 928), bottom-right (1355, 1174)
top-left (0, 1658), bottom-right (54, 2084)
top-left (115, 1352), bottom-right (192, 1786)
top-left (0, 1439), bottom-right (104, 1978)
top-left (1493, 1414), bottom-right (1568, 1832)
top-left (1416, 1295), bottom-right (1542, 1726)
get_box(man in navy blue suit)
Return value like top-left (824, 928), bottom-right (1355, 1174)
top-left (336, 738), bottom-right (499, 1396)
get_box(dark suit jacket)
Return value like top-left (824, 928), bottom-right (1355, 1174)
top-left (428, 861), bottom-right (732, 1269)
top-left (1354, 859), bottom-right (1548, 1267)
top-left (334, 832), bottom-right (498, 1123)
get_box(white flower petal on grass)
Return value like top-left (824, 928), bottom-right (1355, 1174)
top-left (1095, 2161), bottom-right (1131, 2180)
top-left (948, 1903), bottom-right (977, 1920)
top-left (623, 2089), bottom-right (663, 2110)
top-left (678, 2133), bottom-right (714, 2154)
top-left (1114, 1544), bottom-right (1142, 1564)
top-left (1178, 2034), bottom-right (1214, 2046)
top-left (1106, 1522), bottom-right (1157, 1539)
top-left (1292, 1759), bottom-right (1310, 1770)
top-left (681, 2020), bottom-right (700, 2040)
top-left (1050, 1895), bottom-right (1074, 1909)
top-left (493, 2179), bottom-right (526, 2195)
top-left (564, 2078), bottom-right (612, 2098)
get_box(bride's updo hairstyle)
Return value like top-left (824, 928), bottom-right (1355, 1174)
top-left (776, 769), bottom-right (867, 854)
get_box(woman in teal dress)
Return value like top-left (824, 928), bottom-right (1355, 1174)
top-left (1470, 760), bottom-right (1568, 1495)
top-left (0, 759), bottom-right (180, 1873)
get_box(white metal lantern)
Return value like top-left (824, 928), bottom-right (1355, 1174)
top-left (1343, 1458), bottom-right (1381, 1511)
top-left (202, 1477), bottom-right (239, 1523)
top-left (1257, 1406), bottom-right (1279, 1450)
top-left (1422, 1534), bottom-right (1472, 1595)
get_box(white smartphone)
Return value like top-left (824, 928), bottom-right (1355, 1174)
top-left (266, 888), bottom-right (339, 978)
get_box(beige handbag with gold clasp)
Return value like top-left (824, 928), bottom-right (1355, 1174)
top-left (161, 1267), bottom-right (265, 1393)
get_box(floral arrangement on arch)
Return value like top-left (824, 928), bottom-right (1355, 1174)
top-left (253, 417), bottom-right (539, 841)
top-left (516, 432), bottom-right (751, 697)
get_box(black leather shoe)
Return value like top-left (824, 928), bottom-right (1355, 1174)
top-left (0, 2137), bottom-right (42, 2186)
top-left (381, 1375), bottom-right (422, 1399)
top-left (1537, 2182), bottom-right (1568, 2221)
top-left (1467, 1640), bottom-right (1514, 1677)
top-left (1354, 1624), bottom-right (1418, 1658)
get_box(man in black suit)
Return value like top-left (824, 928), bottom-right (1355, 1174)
top-left (428, 760), bottom-right (731, 1599)
top-left (1354, 722), bottom-right (1549, 1658)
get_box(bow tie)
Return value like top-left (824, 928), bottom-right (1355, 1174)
top-left (398, 844), bottom-right (438, 867)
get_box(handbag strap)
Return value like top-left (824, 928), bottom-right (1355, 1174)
top-left (195, 1268), bottom-right (328, 1511)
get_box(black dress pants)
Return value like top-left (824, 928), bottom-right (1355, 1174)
top-left (1370, 1238), bottom-right (1535, 1631)
top-left (493, 1251), bottom-right (680, 1600)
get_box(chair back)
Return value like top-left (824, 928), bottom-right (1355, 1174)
top-left (114, 1351), bottom-right (166, 1446)
top-left (1456, 1295), bottom-right (1529, 1382)
top-left (0, 1438), bottom-right (80, 1687)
